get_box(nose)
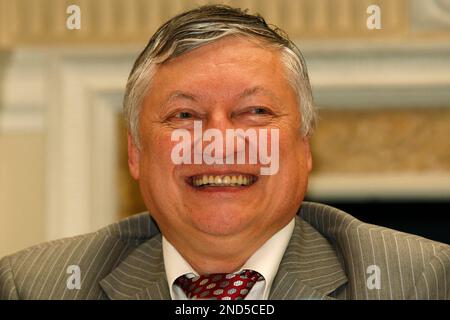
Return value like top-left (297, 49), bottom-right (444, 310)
top-left (198, 110), bottom-right (252, 165)
top-left (197, 111), bottom-right (233, 163)
top-left (203, 110), bottom-right (232, 133)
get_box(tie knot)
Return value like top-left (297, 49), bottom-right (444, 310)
top-left (175, 269), bottom-right (263, 300)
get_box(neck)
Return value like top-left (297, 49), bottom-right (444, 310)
top-left (178, 236), bottom-right (263, 275)
top-left (162, 217), bottom-right (292, 275)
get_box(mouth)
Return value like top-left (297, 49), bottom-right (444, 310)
top-left (188, 173), bottom-right (258, 188)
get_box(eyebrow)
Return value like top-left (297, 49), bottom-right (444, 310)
top-left (163, 86), bottom-right (280, 106)
top-left (164, 90), bottom-right (198, 106)
top-left (237, 86), bottom-right (281, 104)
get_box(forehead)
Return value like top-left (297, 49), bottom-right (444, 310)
top-left (149, 36), bottom-right (290, 97)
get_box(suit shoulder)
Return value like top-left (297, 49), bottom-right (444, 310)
top-left (0, 212), bottom-right (159, 299)
top-left (299, 201), bottom-right (450, 299)
top-left (299, 201), bottom-right (449, 252)
top-left (5, 212), bottom-right (157, 263)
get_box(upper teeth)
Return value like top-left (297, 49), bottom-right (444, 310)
top-left (192, 175), bottom-right (254, 187)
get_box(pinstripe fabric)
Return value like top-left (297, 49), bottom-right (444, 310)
top-left (296, 202), bottom-right (450, 300)
top-left (0, 212), bottom-right (160, 300)
top-left (1, 202), bottom-right (449, 300)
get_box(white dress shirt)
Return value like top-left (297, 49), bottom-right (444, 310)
top-left (162, 218), bottom-right (295, 300)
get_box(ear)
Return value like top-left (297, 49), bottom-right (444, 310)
top-left (128, 133), bottom-right (140, 180)
top-left (303, 136), bottom-right (313, 173)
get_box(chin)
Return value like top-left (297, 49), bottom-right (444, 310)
top-left (189, 208), bottom-right (253, 236)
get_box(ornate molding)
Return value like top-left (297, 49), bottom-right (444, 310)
top-left (0, 0), bottom-right (409, 48)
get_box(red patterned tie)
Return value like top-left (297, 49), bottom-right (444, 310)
top-left (175, 270), bottom-right (263, 300)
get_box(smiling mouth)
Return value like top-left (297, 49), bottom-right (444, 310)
top-left (188, 174), bottom-right (257, 188)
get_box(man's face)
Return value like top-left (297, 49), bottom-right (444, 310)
top-left (129, 36), bottom-right (312, 243)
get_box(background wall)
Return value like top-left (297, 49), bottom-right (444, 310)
top-left (1, 0), bottom-right (450, 257)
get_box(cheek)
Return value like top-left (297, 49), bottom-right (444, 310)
top-left (141, 130), bottom-right (175, 168)
top-left (277, 130), bottom-right (309, 176)
top-left (138, 130), bottom-right (182, 210)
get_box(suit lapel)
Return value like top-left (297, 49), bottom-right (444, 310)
top-left (99, 234), bottom-right (171, 300)
top-left (270, 216), bottom-right (348, 300)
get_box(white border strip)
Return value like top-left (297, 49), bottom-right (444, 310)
top-left (308, 173), bottom-right (450, 199)
top-left (0, 109), bottom-right (44, 133)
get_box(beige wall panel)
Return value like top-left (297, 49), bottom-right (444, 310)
top-left (0, 133), bottom-right (45, 257)
top-left (311, 108), bottom-right (450, 174)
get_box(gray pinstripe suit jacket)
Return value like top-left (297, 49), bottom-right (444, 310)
top-left (1, 202), bottom-right (449, 300)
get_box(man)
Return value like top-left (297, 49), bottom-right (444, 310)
top-left (1, 5), bottom-right (449, 300)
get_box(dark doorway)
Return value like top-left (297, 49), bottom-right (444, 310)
top-left (304, 199), bottom-right (450, 245)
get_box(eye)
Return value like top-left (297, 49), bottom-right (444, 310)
top-left (164, 109), bottom-right (204, 125)
top-left (249, 107), bottom-right (271, 115)
top-left (175, 111), bottom-right (194, 119)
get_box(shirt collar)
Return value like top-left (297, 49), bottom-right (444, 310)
top-left (162, 218), bottom-right (295, 299)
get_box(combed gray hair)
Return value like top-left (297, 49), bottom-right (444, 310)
top-left (124, 4), bottom-right (316, 148)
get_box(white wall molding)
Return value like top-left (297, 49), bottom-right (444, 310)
top-left (89, 90), bottom-right (123, 234)
top-left (45, 49), bottom-right (134, 240)
top-left (0, 51), bottom-right (47, 133)
top-left (0, 108), bottom-right (44, 133)
top-left (301, 41), bottom-right (450, 108)
top-left (411, 0), bottom-right (450, 31)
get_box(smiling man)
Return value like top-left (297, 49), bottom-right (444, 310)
top-left (1, 5), bottom-right (449, 300)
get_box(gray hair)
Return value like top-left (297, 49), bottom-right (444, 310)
top-left (124, 4), bottom-right (315, 148)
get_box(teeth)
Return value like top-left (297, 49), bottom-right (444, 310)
top-left (191, 174), bottom-right (255, 187)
